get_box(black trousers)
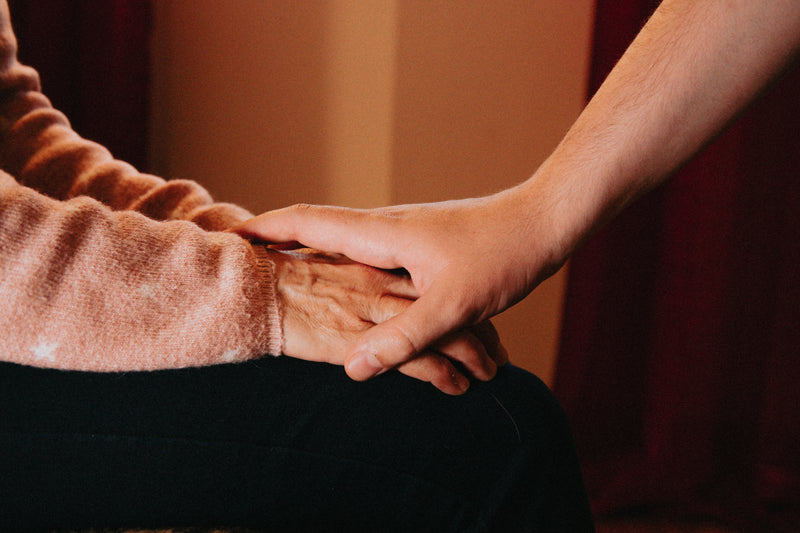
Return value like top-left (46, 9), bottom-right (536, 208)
top-left (0, 356), bottom-right (593, 532)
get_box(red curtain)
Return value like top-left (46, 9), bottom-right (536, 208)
top-left (7, 0), bottom-right (151, 170)
top-left (555, 1), bottom-right (800, 531)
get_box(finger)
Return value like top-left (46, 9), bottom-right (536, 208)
top-left (431, 329), bottom-right (497, 382)
top-left (344, 282), bottom-right (475, 381)
top-left (396, 352), bottom-right (470, 395)
top-left (363, 265), bottom-right (417, 303)
top-left (383, 275), bottom-right (418, 301)
top-left (469, 321), bottom-right (509, 367)
top-left (233, 204), bottom-right (402, 270)
top-left (361, 293), bottom-right (416, 326)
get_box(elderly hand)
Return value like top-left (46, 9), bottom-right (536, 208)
top-left (266, 247), bottom-right (507, 395)
top-left (237, 187), bottom-right (552, 387)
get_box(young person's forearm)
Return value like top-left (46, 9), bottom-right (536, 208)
top-left (522, 0), bottom-right (800, 258)
top-left (230, 0), bottom-right (800, 386)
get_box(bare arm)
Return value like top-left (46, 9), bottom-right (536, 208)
top-left (527, 0), bottom-right (800, 260)
top-left (237, 0), bottom-right (800, 383)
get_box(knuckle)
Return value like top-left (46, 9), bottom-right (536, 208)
top-left (385, 322), bottom-right (421, 356)
top-left (437, 329), bottom-right (479, 359)
top-left (362, 322), bottom-right (418, 368)
top-left (289, 203), bottom-right (321, 221)
top-left (328, 301), bottom-right (369, 332)
top-left (375, 294), bottom-right (411, 321)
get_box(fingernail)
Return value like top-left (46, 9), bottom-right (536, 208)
top-left (348, 351), bottom-right (384, 380)
top-left (452, 369), bottom-right (470, 394)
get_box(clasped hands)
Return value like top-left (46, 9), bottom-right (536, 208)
top-left (234, 187), bottom-right (558, 395)
top-left (256, 247), bottom-right (506, 395)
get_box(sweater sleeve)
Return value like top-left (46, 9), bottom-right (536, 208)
top-left (0, 2), bottom-right (283, 370)
top-left (0, 2), bottom-right (249, 232)
top-left (0, 173), bottom-right (282, 370)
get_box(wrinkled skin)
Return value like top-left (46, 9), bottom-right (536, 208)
top-left (270, 248), bottom-right (507, 395)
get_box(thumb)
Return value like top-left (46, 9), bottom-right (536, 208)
top-left (233, 204), bottom-right (400, 269)
top-left (345, 284), bottom-right (469, 381)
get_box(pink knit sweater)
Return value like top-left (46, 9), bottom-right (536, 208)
top-left (0, 2), bottom-right (283, 370)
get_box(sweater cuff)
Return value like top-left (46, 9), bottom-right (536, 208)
top-left (251, 244), bottom-right (284, 356)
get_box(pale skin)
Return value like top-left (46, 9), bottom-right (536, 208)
top-left (238, 0), bottom-right (800, 393)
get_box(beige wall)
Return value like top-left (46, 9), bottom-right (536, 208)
top-left (148, 0), bottom-right (595, 386)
